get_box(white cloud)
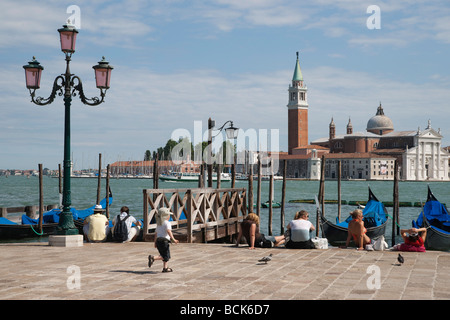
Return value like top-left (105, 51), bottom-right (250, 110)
top-left (4, 57), bottom-right (450, 169)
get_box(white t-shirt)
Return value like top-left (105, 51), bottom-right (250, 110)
top-left (156, 220), bottom-right (172, 240)
top-left (289, 219), bottom-right (312, 242)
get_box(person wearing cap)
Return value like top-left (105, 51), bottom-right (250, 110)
top-left (148, 207), bottom-right (179, 272)
top-left (391, 227), bottom-right (427, 252)
top-left (83, 204), bottom-right (110, 242)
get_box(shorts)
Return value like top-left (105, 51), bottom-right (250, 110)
top-left (256, 234), bottom-right (274, 248)
top-left (156, 237), bottom-right (171, 262)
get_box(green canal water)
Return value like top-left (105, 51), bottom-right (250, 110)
top-left (1, 175), bottom-right (449, 244)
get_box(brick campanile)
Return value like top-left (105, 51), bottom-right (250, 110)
top-left (287, 52), bottom-right (308, 154)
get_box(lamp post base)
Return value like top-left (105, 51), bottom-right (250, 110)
top-left (56, 209), bottom-right (79, 235)
top-left (49, 234), bottom-right (83, 247)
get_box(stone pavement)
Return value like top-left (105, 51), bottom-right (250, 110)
top-left (0, 241), bottom-right (449, 300)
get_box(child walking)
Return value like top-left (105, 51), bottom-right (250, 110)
top-left (148, 207), bottom-right (179, 272)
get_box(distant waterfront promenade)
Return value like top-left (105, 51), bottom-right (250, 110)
top-left (1, 242), bottom-right (449, 302)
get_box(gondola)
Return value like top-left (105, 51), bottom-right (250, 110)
top-left (0, 189), bottom-right (113, 240)
top-left (413, 186), bottom-right (450, 251)
top-left (319, 187), bottom-right (388, 246)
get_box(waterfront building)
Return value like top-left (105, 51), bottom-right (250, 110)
top-left (281, 53), bottom-right (449, 181)
top-left (110, 160), bottom-right (201, 177)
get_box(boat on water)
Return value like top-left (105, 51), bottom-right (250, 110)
top-left (319, 187), bottom-right (388, 246)
top-left (159, 172), bottom-right (231, 182)
top-left (261, 201), bottom-right (281, 208)
top-left (413, 186), bottom-right (450, 251)
top-left (235, 174), bottom-right (283, 181)
top-left (0, 190), bottom-right (113, 240)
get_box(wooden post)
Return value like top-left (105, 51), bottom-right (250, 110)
top-left (248, 164), bottom-right (254, 212)
top-left (58, 164), bottom-right (62, 194)
top-left (216, 164), bottom-right (221, 189)
top-left (143, 189), bottom-right (149, 239)
top-left (231, 155), bottom-right (236, 188)
top-left (38, 164), bottom-right (43, 234)
top-left (317, 155), bottom-right (326, 237)
top-left (207, 117), bottom-right (213, 188)
top-left (395, 162), bottom-right (400, 235)
top-left (0, 207), bottom-right (7, 218)
top-left (187, 190), bottom-right (193, 243)
top-left (268, 165), bottom-right (273, 236)
top-left (280, 159), bottom-right (287, 234)
top-left (337, 160), bottom-right (342, 223)
top-left (106, 164), bottom-right (110, 219)
top-left (58, 163), bottom-right (62, 208)
top-left (392, 160), bottom-right (399, 246)
top-left (97, 153), bottom-right (102, 205)
top-left (153, 154), bottom-right (159, 189)
top-left (256, 154), bottom-right (261, 217)
top-left (25, 206), bottom-right (36, 218)
top-left (198, 163), bottom-right (204, 188)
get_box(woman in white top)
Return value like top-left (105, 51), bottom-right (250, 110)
top-left (286, 210), bottom-right (316, 249)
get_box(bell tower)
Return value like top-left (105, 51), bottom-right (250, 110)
top-left (287, 52), bottom-right (308, 154)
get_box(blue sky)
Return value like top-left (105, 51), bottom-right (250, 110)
top-left (1, 0), bottom-right (450, 170)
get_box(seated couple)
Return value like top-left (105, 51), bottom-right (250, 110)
top-left (235, 211), bottom-right (316, 249)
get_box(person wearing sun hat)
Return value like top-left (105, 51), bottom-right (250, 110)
top-left (148, 207), bottom-right (179, 272)
top-left (83, 204), bottom-right (110, 242)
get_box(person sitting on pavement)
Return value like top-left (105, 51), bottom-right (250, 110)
top-left (112, 206), bottom-right (142, 243)
top-left (391, 227), bottom-right (427, 252)
top-left (342, 209), bottom-right (371, 250)
top-left (285, 210), bottom-right (316, 249)
top-left (83, 204), bottom-right (110, 243)
top-left (235, 213), bottom-right (285, 249)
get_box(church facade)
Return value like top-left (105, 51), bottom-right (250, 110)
top-left (279, 53), bottom-right (449, 181)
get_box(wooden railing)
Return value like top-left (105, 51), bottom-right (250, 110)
top-left (143, 188), bottom-right (247, 243)
top-left (0, 204), bottom-right (59, 218)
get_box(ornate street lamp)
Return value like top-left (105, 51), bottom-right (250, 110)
top-left (207, 119), bottom-right (239, 187)
top-left (23, 23), bottom-right (113, 235)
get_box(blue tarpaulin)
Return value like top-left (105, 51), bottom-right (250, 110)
top-left (336, 199), bottom-right (387, 229)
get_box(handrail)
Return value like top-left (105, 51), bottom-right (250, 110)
top-left (143, 188), bottom-right (247, 243)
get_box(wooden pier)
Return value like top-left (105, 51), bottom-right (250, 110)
top-left (0, 204), bottom-right (58, 219)
top-left (143, 187), bottom-right (247, 243)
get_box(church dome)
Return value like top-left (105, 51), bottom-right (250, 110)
top-left (366, 104), bottom-right (394, 135)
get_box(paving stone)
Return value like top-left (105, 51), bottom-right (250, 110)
top-left (0, 242), bottom-right (449, 301)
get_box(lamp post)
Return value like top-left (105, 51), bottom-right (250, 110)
top-left (23, 23), bottom-right (113, 235)
top-left (207, 118), bottom-right (239, 187)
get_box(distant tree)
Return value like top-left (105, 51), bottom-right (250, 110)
top-left (144, 150), bottom-right (151, 161)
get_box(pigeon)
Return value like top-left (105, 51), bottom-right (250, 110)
top-left (258, 253), bottom-right (273, 264)
top-left (397, 253), bottom-right (404, 265)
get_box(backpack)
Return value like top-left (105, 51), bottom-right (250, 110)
top-left (113, 214), bottom-right (130, 242)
